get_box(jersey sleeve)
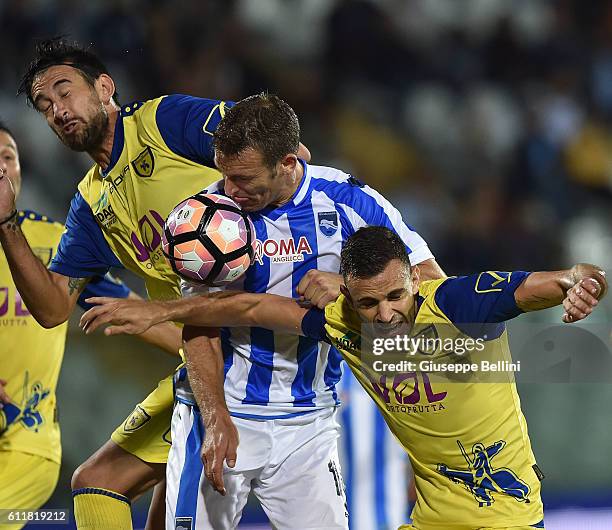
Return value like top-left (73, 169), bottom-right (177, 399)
top-left (49, 192), bottom-right (123, 278)
top-left (336, 178), bottom-right (434, 266)
top-left (77, 273), bottom-right (131, 310)
top-left (301, 307), bottom-right (328, 341)
top-left (434, 271), bottom-right (531, 333)
top-left (156, 95), bottom-right (235, 166)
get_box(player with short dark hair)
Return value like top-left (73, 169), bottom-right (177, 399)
top-left (147, 93), bottom-right (441, 528)
top-left (213, 92), bottom-right (300, 168)
top-left (80, 226), bottom-right (607, 530)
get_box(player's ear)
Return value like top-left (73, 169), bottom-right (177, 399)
top-left (279, 153), bottom-right (298, 175)
top-left (409, 265), bottom-right (420, 295)
top-left (96, 74), bottom-right (116, 106)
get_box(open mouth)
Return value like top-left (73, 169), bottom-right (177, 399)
top-left (63, 120), bottom-right (79, 134)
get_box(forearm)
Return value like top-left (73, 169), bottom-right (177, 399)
top-left (159, 292), bottom-right (307, 335)
top-left (183, 326), bottom-right (229, 423)
top-left (0, 219), bottom-right (78, 327)
top-left (516, 264), bottom-right (607, 312)
top-left (137, 321), bottom-right (183, 356)
top-left (158, 291), bottom-right (265, 328)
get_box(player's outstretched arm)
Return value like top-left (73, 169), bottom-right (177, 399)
top-left (515, 263), bottom-right (607, 323)
top-left (0, 188), bottom-right (87, 327)
top-left (124, 292), bottom-right (182, 356)
top-left (81, 292), bottom-right (309, 336)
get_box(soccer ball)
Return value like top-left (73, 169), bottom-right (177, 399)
top-left (162, 193), bottom-right (256, 285)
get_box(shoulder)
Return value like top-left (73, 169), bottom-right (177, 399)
top-left (154, 94), bottom-right (232, 125)
top-left (307, 165), bottom-right (370, 201)
top-left (18, 209), bottom-right (64, 246)
top-left (18, 209), bottom-right (61, 228)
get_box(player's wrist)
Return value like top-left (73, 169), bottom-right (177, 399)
top-left (0, 209), bottom-right (17, 227)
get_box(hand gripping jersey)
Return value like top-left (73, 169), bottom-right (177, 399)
top-left (321, 273), bottom-right (545, 529)
top-left (49, 95), bottom-right (233, 302)
top-left (0, 211), bottom-right (129, 464)
top-left (181, 163), bottom-right (434, 419)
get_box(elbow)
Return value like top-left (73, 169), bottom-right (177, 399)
top-left (35, 309), bottom-right (69, 329)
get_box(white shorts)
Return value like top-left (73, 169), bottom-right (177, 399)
top-left (166, 402), bottom-right (349, 530)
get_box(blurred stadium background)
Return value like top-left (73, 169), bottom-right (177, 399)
top-left (1, 0), bottom-right (611, 528)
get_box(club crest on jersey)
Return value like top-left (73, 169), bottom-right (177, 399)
top-left (254, 236), bottom-right (313, 265)
top-left (318, 211), bottom-right (339, 237)
top-left (123, 405), bottom-right (151, 432)
top-left (175, 517), bottom-right (193, 530)
top-left (131, 146), bottom-right (155, 178)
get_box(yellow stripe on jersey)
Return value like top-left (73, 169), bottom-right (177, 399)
top-left (324, 278), bottom-right (544, 528)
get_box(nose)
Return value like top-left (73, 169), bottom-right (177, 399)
top-left (52, 100), bottom-right (69, 123)
top-left (224, 178), bottom-right (241, 198)
top-left (377, 301), bottom-right (394, 323)
top-left (0, 158), bottom-right (8, 176)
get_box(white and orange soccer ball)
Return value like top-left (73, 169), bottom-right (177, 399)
top-left (162, 193), bottom-right (256, 284)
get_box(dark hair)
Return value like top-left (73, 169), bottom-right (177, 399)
top-left (213, 93), bottom-right (300, 167)
top-left (0, 120), bottom-right (15, 139)
top-left (341, 226), bottom-right (411, 280)
top-left (18, 37), bottom-right (118, 107)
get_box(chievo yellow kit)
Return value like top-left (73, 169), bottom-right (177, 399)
top-left (48, 95), bottom-right (233, 463)
top-left (312, 272), bottom-right (545, 530)
top-left (0, 210), bottom-right (129, 519)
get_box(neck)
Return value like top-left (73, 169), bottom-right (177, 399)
top-left (273, 159), bottom-right (304, 207)
top-left (89, 106), bottom-right (119, 170)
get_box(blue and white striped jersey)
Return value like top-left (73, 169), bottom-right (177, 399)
top-left (337, 367), bottom-right (411, 530)
top-left (182, 161), bottom-right (434, 419)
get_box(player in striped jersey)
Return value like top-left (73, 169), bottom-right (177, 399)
top-left (166, 94), bottom-right (444, 528)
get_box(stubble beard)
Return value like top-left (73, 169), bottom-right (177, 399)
top-left (58, 103), bottom-right (109, 153)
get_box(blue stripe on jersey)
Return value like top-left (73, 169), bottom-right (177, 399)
top-left (288, 206), bottom-right (319, 407)
top-left (324, 347), bottom-right (343, 405)
top-left (341, 386), bottom-right (355, 525)
top-left (310, 177), bottom-right (414, 253)
top-left (221, 327), bottom-right (234, 379)
top-left (242, 215), bottom-right (275, 405)
top-left (374, 410), bottom-right (388, 529)
top-left (230, 409), bottom-right (317, 420)
top-left (175, 410), bottom-right (204, 521)
top-left (336, 202), bottom-right (353, 241)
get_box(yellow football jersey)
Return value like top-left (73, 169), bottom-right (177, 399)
top-left (324, 273), bottom-right (545, 529)
top-left (0, 212), bottom-right (66, 464)
top-left (50, 95), bottom-right (231, 302)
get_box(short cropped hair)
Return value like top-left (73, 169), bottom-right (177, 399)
top-left (340, 226), bottom-right (411, 280)
top-left (18, 37), bottom-right (118, 107)
top-left (213, 93), bottom-right (300, 168)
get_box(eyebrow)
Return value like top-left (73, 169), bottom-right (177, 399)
top-left (387, 288), bottom-right (406, 297)
top-left (33, 78), bottom-right (71, 107)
